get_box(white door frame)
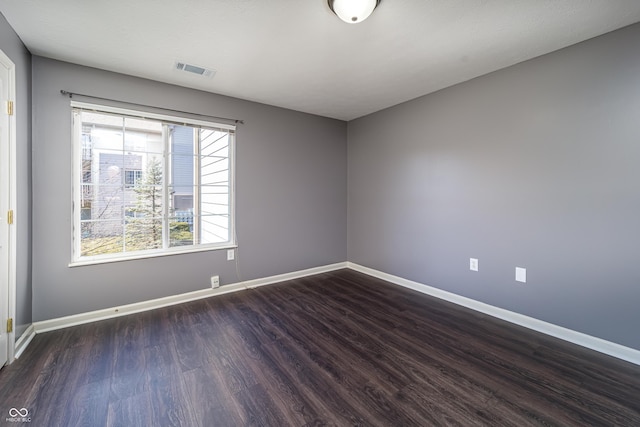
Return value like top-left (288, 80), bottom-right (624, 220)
top-left (0, 48), bottom-right (17, 365)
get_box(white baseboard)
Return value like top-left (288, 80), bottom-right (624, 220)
top-left (347, 262), bottom-right (640, 366)
top-left (14, 324), bottom-right (36, 359)
top-left (241, 262), bottom-right (348, 289)
top-left (23, 260), bottom-right (640, 367)
top-left (33, 262), bottom-right (348, 334)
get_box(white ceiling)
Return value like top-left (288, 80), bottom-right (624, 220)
top-left (2, 0), bottom-right (640, 121)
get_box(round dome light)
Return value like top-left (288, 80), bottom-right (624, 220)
top-left (328, 0), bottom-right (380, 24)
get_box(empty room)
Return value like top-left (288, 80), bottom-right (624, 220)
top-left (1, 1), bottom-right (640, 425)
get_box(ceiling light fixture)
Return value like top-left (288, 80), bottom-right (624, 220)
top-left (328, 0), bottom-right (380, 24)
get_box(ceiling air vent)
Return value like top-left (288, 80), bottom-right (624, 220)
top-left (174, 61), bottom-right (216, 78)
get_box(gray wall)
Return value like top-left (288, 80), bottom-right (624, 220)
top-left (9, 11), bottom-right (640, 352)
top-left (348, 23), bottom-right (640, 350)
top-left (0, 12), bottom-right (32, 338)
top-left (32, 57), bottom-right (347, 321)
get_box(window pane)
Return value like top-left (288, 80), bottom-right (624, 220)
top-left (198, 129), bottom-right (230, 245)
top-left (125, 216), bottom-right (163, 250)
top-left (124, 117), bottom-right (163, 155)
top-left (200, 214), bottom-right (229, 243)
top-left (80, 219), bottom-right (124, 256)
top-left (169, 215), bottom-right (194, 247)
top-left (74, 105), bottom-right (234, 262)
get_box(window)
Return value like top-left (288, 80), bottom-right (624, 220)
top-left (124, 169), bottom-right (143, 188)
top-left (71, 102), bottom-right (235, 264)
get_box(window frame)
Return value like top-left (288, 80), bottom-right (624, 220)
top-left (124, 169), bottom-right (143, 188)
top-left (69, 101), bottom-right (236, 266)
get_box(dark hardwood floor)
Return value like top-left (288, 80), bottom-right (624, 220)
top-left (1, 269), bottom-right (639, 426)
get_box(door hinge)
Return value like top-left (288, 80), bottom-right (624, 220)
top-left (7, 210), bottom-right (13, 225)
top-left (6, 100), bottom-right (13, 116)
top-left (6, 318), bottom-right (12, 334)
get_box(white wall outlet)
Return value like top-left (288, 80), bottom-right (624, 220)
top-left (211, 275), bottom-right (220, 288)
top-left (469, 258), bottom-right (479, 272)
top-left (227, 249), bottom-right (235, 261)
top-left (515, 267), bottom-right (526, 283)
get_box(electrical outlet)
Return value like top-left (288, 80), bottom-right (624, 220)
top-left (227, 249), bottom-right (235, 261)
top-left (469, 258), bottom-right (478, 272)
top-left (211, 275), bottom-right (220, 288)
top-left (515, 267), bottom-right (526, 283)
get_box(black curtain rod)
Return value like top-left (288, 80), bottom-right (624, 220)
top-left (60, 90), bottom-right (244, 125)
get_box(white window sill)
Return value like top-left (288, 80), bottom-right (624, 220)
top-left (68, 243), bottom-right (237, 267)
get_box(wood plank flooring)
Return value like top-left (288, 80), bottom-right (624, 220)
top-left (1, 269), bottom-right (639, 426)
